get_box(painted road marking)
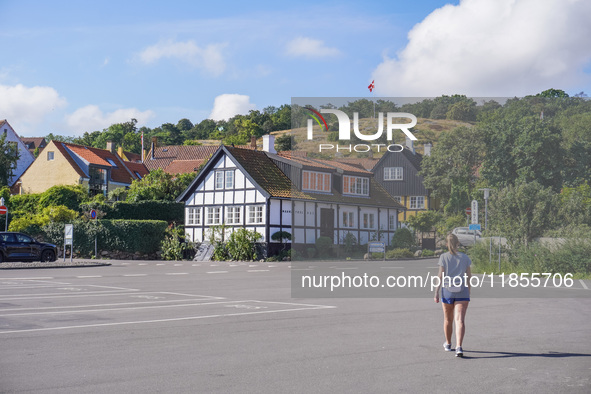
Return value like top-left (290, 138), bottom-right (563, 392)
top-left (580, 280), bottom-right (589, 290)
top-left (207, 271), bottom-right (228, 274)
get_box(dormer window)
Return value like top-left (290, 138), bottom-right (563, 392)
top-left (343, 175), bottom-right (369, 196)
top-left (106, 158), bottom-right (118, 167)
top-left (302, 170), bottom-right (331, 192)
top-left (384, 167), bottom-right (403, 180)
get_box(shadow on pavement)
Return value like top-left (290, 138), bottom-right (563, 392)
top-left (460, 350), bottom-right (591, 359)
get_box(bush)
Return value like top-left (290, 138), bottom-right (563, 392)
top-left (160, 225), bottom-right (192, 261)
top-left (80, 201), bottom-right (184, 223)
top-left (315, 236), bottom-right (333, 258)
top-left (9, 194), bottom-right (41, 214)
top-left (43, 219), bottom-right (168, 257)
top-left (391, 228), bottom-right (415, 249)
top-left (386, 248), bottom-right (415, 259)
top-left (341, 232), bottom-right (358, 255)
top-left (422, 249), bottom-right (435, 257)
top-left (226, 228), bottom-right (262, 261)
top-left (38, 185), bottom-right (88, 211)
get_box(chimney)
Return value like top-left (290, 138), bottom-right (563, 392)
top-left (262, 134), bottom-right (276, 154)
top-left (250, 136), bottom-right (257, 149)
top-left (106, 140), bottom-right (115, 153)
top-left (405, 136), bottom-right (415, 155)
top-left (151, 137), bottom-right (157, 160)
top-left (424, 142), bottom-right (432, 156)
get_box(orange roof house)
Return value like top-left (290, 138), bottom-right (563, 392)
top-left (17, 140), bottom-right (148, 196)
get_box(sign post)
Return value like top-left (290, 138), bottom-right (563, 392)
top-left (368, 241), bottom-right (386, 261)
top-left (90, 209), bottom-right (98, 258)
top-left (64, 224), bottom-right (73, 262)
top-left (0, 197), bottom-right (7, 231)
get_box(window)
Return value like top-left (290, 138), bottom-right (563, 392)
top-left (187, 208), bottom-right (201, 225)
top-left (393, 196), bottom-right (402, 204)
top-left (106, 158), bottom-right (118, 167)
top-left (215, 170), bottom-right (234, 189)
top-left (342, 211), bottom-right (355, 228)
top-left (384, 167), bottom-right (403, 181)
top-left (226, 206), bottom-right (241, 224)
top-left (302, 170), bottom-right (331, 192)
top-left (247, 205), bottom-right (264, 224)
top-left (389, 214), bottom-right (397, 230)
top-left (134, 171), bottom-right (142, 179)
top-left (343, 176), bottom-right (369, 196)
top-left (410, 196), bottom-right (425, 209)
top-left (206, 207), bottom-right (221, 225)
top-left (47, 151), bottom-right (54, 161)
top-left (225, 171), bottom-right (234, 189)
top-left (215, 172), bottom-right (224, 189)
top-left (362, 213), bottom-right (375, 229)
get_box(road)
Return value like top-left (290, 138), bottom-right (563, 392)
top-left (1, 258), bottom-right (590, 393)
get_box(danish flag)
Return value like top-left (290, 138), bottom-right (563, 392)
top-left (368, 80), bottom-right (375, 92)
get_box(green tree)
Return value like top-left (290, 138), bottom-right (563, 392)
top-left (489, 181), bottom-right (557, 247)
top-left (126, 169), bottom-right (194, 201)
top-left (0, 134), bottom-right (19, 186)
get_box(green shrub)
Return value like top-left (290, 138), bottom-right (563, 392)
top-left (386, 248), bottom-right (415, 259)
top-left (43, 219), bottom-right (168, 257)
top-left (391, 228), bottom-right (415, 249)
top-left (315, 236), bottom-right (333, 258)
top-left (226, 228), bottom-right (262, 261)
top-left (38, 185), bottom-right (88, 211)
top-left (9, 194), bottom-right (41, 214)
top-left (161, 225), bottom-right (191, 261)
top-left (422, 249), bottom-right (435, 257)
top-left (80, 201), bottom-right (184, 223)
top-left (342, 232), bottom-right (358, 254)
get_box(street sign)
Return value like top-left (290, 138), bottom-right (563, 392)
top-left (64, 224), bottom-right (73, 245)
top-left (471, 200), bottom-right (479, 224)
top-left (469, 224), bottom-right (481, 231)
top-left (465, 207), bottom-right (471, 216)
top-left (90, 209), bottom-right (97, 219)
top-left (0, 206), bottom-right (7, 215)
top-left (368, 241), bottom-right (385, 253)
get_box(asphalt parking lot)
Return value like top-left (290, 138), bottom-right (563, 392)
top-left (1, 259), bottom-right (590, 393)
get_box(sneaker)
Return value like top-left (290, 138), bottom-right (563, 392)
top-left (455, 346), bottom-right (464, 357)
top-left (443, 343), bottom-right (453, 352)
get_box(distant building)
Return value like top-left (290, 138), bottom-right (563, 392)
top-left (0, 120), bottom-right (36, 188)
top-left (20, 137), bottom-right (47, 155)
top-left (17, 140), bottom-right (149, 196)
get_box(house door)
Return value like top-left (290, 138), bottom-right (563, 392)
top-left (319, 208), bottom-right (335, 239)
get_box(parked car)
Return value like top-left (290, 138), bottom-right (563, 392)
top-left (451, 227), bottom-right (482, 247)
top-left (0, 232), bottom-right (58, 263)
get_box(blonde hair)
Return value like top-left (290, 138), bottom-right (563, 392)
top-left (446, 233), bottom-right (460, 255)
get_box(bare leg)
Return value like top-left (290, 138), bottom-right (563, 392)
top-left (454, 301), bottom-right (469, 347)
top-left (442, 302), bottom-right (454, 344)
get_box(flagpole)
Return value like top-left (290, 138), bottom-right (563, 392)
top-left (141, 131), bottom-right (144, 162)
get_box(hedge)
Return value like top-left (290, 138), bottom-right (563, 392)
top-left (43, 219), bottom-right (168, 257)
top-left (80, 201), bottom-right (184, 223)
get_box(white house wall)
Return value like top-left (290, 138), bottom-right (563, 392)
top-left (2, 122), bottom-right (35, 186)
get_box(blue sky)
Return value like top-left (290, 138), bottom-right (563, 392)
top-left (1, 0), bottom-right (590, 137)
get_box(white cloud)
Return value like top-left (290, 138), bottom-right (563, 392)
top-left (372, 0), bottom-right (591, 96)
top-left (285, 37), bottom-right (341, 58)
top-left (0, 83), bottom-right (67, 128)
top-left (209, 94), bottom-right (256, 121)
top-left (138, 39), bottom-right (227, 76)
top-left (65, 105), bottom-right (155, 135)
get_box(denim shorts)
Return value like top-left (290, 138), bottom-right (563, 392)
top-left (441, 287), bottom-right (470, 304)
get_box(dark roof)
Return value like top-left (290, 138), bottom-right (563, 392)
top-left (144, 145), bottom-right (220, 173)
top-left (178, 146), bottom-right (404, 210)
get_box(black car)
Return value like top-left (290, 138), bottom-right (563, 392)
top-left (0, 232), bottom-right (58, 263)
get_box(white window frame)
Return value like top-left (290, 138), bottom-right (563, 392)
top-left (215, 171), bottom-right (224, 189)
top-left (302, 170), bottom-right (331, 192)
top-left (389, 214), bottom-right (397, 230)
top-left (342, 211), bottom-right (355, 228)
top-left (206, 207), bottom-right (222, 225)
top-left (384, 167), bottom-right (403, 181)
top-left (225, 170), bottom-right (234, 189)
top-left (226, 206), bottom-right (241, 225)
top-left (187, 207), bottom-right (202, 225)
top-left (393, 196), bottom-right (402, 204)
top-left (247, 205), bottom-right (264, 224)
top-left (410, 196), bottom-right (425, 209)
top-left (343, 175), bottom-right (369, 196)
top-left (361, 212), bottom-right (375, 229)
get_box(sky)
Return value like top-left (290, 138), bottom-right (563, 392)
top-left (1, 0), bottom-right (590, 138)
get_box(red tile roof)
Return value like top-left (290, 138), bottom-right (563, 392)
top-left (164, 159), bottom-right (207, 175)
top-left (144, 145), bottom-right (220, 173)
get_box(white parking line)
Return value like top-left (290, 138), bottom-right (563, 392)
top-left (580, 280), bottom-right (589, 290)
top-left (207, 271), bottom-right (228, 274)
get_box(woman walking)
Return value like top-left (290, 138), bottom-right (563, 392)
top-left (434, 233), bottom-right (471, 357)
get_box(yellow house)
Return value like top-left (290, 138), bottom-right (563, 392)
top-left (17, 140), bottom-right (149, 195)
